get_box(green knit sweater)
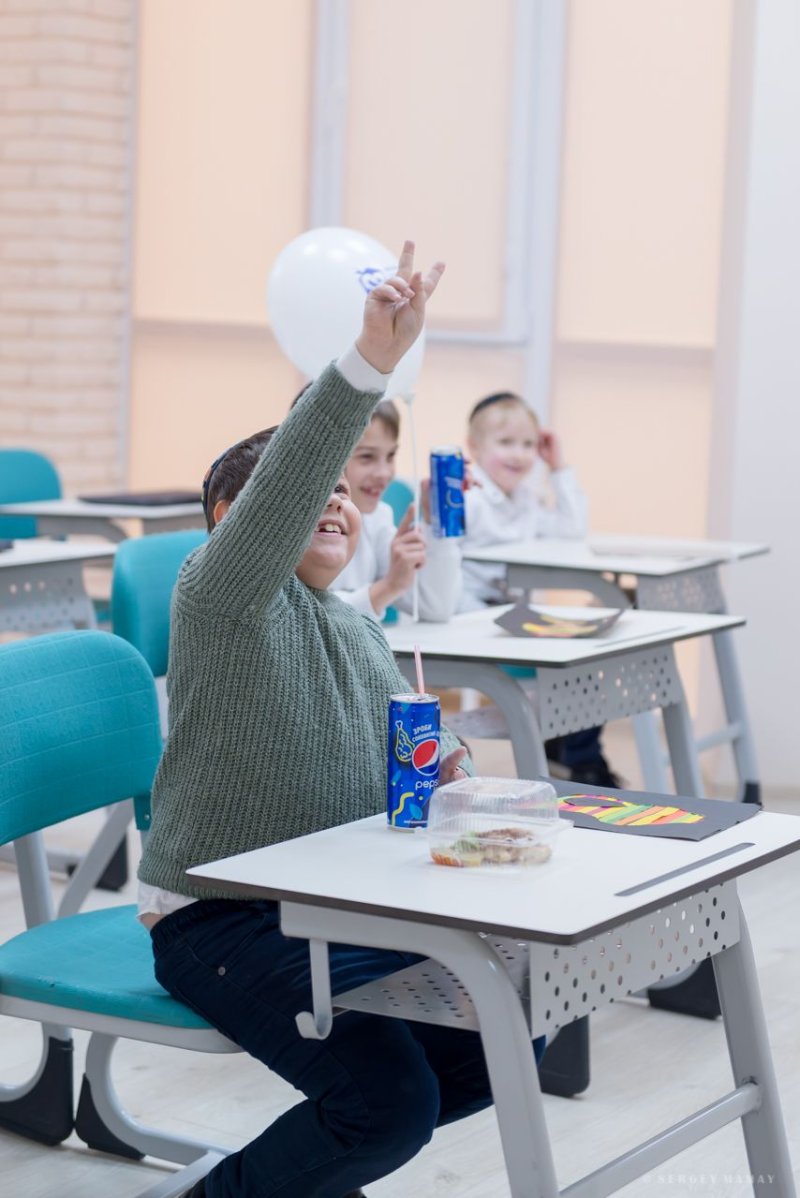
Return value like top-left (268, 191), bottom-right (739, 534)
top-left (138, 362), bottom-right (469, 899)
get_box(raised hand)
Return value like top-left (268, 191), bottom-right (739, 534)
top-left (385, 504), bottom-right (426, 592)
top-left (356, 240), bottom-right (445, 375)
top-left (367, 503), bottom-right (427, 615)
top-left (537, 429), bottom-right (563, 471)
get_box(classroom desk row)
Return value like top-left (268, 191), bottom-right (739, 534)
top-left (2, 512), bottom-right (792, 1195)
top-left (0, 519), bottom-right (766, 806)
top-left (0, 498), bottom-right (205, 633)
top-left (467, 534), bottom-right (767, 803)
top-left (0, 496), bottom-right (205, 543)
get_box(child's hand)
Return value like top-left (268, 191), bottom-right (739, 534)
top-left (420, 460), bottom-right (479, 525)
top-left (356, 241), bottom-right (445, 375)
top-left (537, 429), bottom-right (563, 471)
top-left (386, 504), bottom-right (426, 591)
top-left (438, 746), bottom-right (468, 786)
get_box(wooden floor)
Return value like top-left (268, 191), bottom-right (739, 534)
top-left (1, 723), bottom-right (799, 1197)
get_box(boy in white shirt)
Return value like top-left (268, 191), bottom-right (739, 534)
top-left (333, 399), bottom-right (461, 621)
top-left (461, 390), bottom-right (587, 607)
top-left (461, 389), bottom-right (619, 787)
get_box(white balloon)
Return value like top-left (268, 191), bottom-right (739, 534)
top-left (267, 226), bottom-right (425, 396)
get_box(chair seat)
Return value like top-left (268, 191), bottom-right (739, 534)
top-left (0, 904), bottom-right (211, 1030)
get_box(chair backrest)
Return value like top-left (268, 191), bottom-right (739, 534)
top-left (380, 480), bottom-right (415, 625)
top-left (0, 448), bottom-right (62, 539)
top-left (0, 630), bottom-right (162, 846)
top-left (111, 530), bottom-right (206, 676)
top-left (382, 478), bottom-right (413, 526)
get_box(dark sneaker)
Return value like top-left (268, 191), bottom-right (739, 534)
top-left (568, 759), bottom-right (623, 789)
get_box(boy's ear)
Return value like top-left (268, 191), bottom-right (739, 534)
top-left (212, 497), bottom-right (231, 527)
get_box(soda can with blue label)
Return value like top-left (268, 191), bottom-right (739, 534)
top-left (429, 447), bottom-right (465, 538)
top-left (387, 693), bottom-right (441, 830)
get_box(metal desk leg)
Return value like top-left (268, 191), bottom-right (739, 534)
top-left (660, 686), bottom-right (705, 799)
top-left (637, 569), bottom-right (761, 806)
top-left (714, 901), bottom-right (796, 1196)
top-left (711, 627), bottom-right (761, 805)
top-left (632, 711), bottom-right (672, 793)
top-left (397, 658), bottom-right (550, 779)
top-left (652, 686), bottom-right (721, 1017)
top-left (282, 903), bottom-right (560, 1198)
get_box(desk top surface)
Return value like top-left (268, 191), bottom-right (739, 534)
top-left (0, 539), bottom-right (116, 566)
top-left (463, 535), bottom-right (770, 577)
top-left (188, 809), bottom-right (800, 944)
top-left (0, 498), bottom-right (203, 520)
top-left (385, 605), bottom-right (743, 668)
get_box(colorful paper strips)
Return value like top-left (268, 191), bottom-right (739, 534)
top-left (558, 794), bottom-right (704, 827)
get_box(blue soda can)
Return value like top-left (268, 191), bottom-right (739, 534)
top-left (387, 693), bottom-right (441, 830)
top-left (429, 447), bottom-right (466, 538)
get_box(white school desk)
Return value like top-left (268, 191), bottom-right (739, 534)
top-left (188, 809), bottom-right (800, 1197)
top-left (385, 606), bottom-right (744, 799)
top-left (0, 539), bottom-right (115, 634)
top-left (0, 497), bottom-right (205, 543)
top-left (463, 535), bottom-right (768, 802)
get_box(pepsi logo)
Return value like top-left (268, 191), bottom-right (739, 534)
top-left (412, 738), bottom-right (440, 778)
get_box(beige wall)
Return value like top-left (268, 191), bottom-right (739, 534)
top-left (556, 0), bottom-right (731, 347)
top-left (0, 0), bottom-right (740, 731)
top-left (133, 0), bottom-right (313, 326)
top-left (344, 0), bottom-right (514, 331)
top-left (129, 0), bottom-right (734, 541)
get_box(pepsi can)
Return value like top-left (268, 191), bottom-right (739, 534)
top-left (429, 447), bottom-right (465, 538)
top-left (387, 693), bottom-right (440, 830)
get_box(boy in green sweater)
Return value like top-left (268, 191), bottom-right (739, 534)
top-left (137, 244), bottom-right (501, 1198)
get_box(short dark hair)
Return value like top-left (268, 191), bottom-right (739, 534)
top-left (202, 427), bottom-right (277, 531)
top-left (469, 390), bottom-right (522, 421)
top-left (468, 391), bottom-right (538, 439)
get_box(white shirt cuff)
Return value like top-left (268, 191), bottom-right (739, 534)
top-left (336, 344), bottom-right (392, 394)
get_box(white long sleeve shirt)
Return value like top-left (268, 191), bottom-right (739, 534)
top-left (333, 501), bottom-right (461, 622)
top-left (460, 463), bottom-right (588, 609)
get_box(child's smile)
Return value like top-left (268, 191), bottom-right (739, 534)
top-left (346, 420), bottom-right (399, 514)
top-left (297, 478), bottom-right (361, 588)
top-left (470, 407), bottom-right (539, 497)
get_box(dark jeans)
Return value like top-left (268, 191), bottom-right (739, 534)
top-left (548, 726), bottom-right (606, 769)
top-left (152, 898), bottom-right (543, 1196)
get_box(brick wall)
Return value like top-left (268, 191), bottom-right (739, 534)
top-left (0, 0), bottom-right (135, 492)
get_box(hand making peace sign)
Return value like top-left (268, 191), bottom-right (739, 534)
top-left (356, 240), bottom-right (445, 375)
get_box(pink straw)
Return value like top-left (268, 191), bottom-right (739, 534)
top-left (413, 643), bottom-right (426, 696)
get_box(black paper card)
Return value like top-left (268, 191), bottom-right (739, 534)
top-left (494, 602), bottom-right (624, 639)
top-left (545, 777), bottom-right (759, 842)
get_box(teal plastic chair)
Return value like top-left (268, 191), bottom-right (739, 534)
top-left (112, 529), bottom-right (207, 676)
top-left (382, 478), bottom-right (414, 526)
top-left (0, 630), bottom-right (237, 1194)
top-left (0, 448), bottom-right (61, 539)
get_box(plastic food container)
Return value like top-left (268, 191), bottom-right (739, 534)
top-left (426, 777), bottom-right (563, 869)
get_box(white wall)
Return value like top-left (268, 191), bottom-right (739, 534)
top-left (706, 0), bottom-right (800, 791)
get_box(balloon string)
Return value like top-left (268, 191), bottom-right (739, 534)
top-left (402, 392), bottom-right (420, 623)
